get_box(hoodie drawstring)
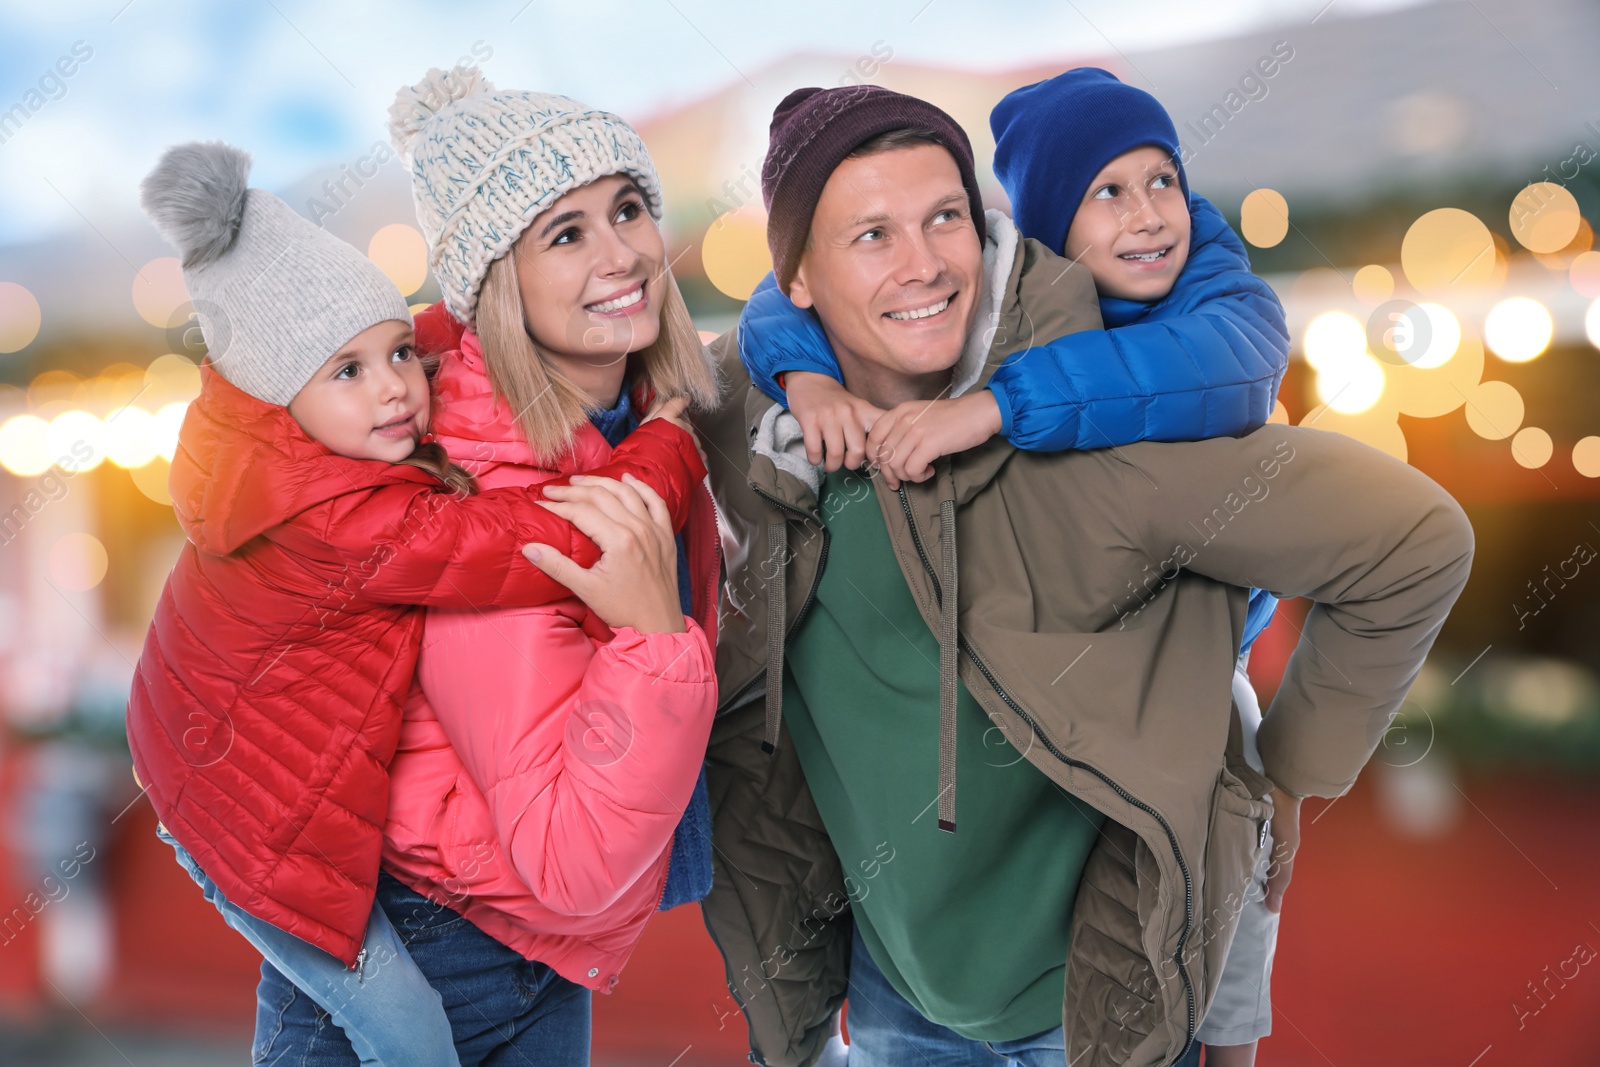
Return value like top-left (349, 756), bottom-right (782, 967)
top-left (763, 521), bottom-right (788, 754)
top-left (936, 498), bottom-right (959, 833)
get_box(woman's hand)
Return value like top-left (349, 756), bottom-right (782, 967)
top-left (786, 371), bottom-right (886, 472)
top-left (521, 474), bottom-right (686, 634)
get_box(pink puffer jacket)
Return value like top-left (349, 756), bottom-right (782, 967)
top-left (381, 330), bottom-right (720, 992)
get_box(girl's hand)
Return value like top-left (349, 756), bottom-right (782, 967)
top-left (642, 393), bottom-right (691, 434)
top-left (643, 393), bottom-right (707, 470)
top-left (866, 391), bottom-right (1002, 490)
top-left (786, 371), bottom-right (886, 472)
top-left (521, 474), bottom-right (685, 635)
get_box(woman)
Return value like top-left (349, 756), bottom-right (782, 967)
top-left (251, 67), bottom-right (723, 1065)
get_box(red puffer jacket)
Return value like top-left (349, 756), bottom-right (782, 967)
top-left (126, 361), bottom-right (705, 966)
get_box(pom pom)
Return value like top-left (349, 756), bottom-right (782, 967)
top-left (139, 141), bottom-right (252, 269)
top-left (388, 65), bottom-right (495, 157)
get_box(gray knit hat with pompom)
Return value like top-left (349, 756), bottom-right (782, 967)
top-left (388, 65), bottom-right (663, 325)
top-left (139, 141), bottom-right (412, 406)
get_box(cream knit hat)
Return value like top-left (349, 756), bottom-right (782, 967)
top-left (139, 142), bottom-right (412, 406)
top-left (388, 66), bottom-right (664, 325)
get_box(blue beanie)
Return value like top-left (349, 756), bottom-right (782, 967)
top-left (991, 68), bottom-right (1190, 255)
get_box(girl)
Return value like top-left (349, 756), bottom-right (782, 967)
top-left (251, 68), bottom-right (724, 1066)
top-left (125, 141), bottom-right (709, 1066)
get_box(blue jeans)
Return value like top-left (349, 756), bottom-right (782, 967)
top-left (157, 826), bottom-right (457, 1067)
top-left (254, 871), bottom-right (591, 1066)
top-left (845, 925), bottom-right (1066, 1066)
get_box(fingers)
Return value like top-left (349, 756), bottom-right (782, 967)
top-left (800, 413), bottom-right (824, 467)
top-left (545, 476), bottom-right (649, 526)
top-left (842, 418), bottom-right (867, 472)
top-left (1263, 842), bottom-right (1294, 913)
top-left (522, 543), bottom-right (585, 592)
top-left (820, 416), bottom-right (846, 472)
top-left (643, 394), bottom-right (689, 423)
top-left (620, 473), bottom-right (673, 533)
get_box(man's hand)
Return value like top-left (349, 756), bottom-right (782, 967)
top-left (1263, 786), bottom-right (1302, 913)
top-left (867, 391), bottom-right (1003, 490)
top-left (786, 371), bottom-right (886, 471)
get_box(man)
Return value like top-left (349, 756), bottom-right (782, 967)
top-left (694, 85), bottom-right (1472, 1067)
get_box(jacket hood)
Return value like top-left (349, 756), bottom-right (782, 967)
top-left (428, 329), bottom-right (622, 479)
top-left (171, 362), bottom-right (436, 555)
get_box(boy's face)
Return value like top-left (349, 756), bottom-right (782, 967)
top-left (788, 143), bottom-right (983, 407)
top-left (1062, 145), bottom-right (1190, 302)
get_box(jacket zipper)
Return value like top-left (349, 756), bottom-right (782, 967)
top-left (895, 487), bottom-right (1198, 1058)
top-left (717, 482), bottom-right (832, 715)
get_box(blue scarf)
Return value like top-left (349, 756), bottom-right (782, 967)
top-left (587, 386), bottom-right (714, 911)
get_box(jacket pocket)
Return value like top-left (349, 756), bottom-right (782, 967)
top-left (1194, 769), bottom-right (1270, 1008)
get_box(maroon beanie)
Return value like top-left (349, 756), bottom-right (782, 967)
top-left (761, 85), bottom-right (987, 292)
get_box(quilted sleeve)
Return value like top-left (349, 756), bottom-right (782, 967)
top-left (737, 272), bottom-right (843, 403)
top-left (987, 195), bottom-right (1289, 452)
top-left (314, 419), bottom-right (707, 611)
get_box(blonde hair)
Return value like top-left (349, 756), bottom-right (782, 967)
top-left (474, 248), bottom-right (721, 465)
top-left (397, 351), bottom-right (478, 497)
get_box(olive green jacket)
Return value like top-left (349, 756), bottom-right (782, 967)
top-left (693, 213), bottom-right (1473, 1067)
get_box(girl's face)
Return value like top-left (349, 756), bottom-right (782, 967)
top-left (286, 319), bottom-right (428, 462)
top-left (511, 174), bottom-right (665, 370)
top-left (1062, 145), bottom-right (1191, 302)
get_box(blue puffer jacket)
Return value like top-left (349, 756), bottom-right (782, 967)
top-left (736, 194), bottom-right (1288, 651)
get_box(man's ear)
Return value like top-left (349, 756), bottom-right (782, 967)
top-left (787, 263), bottom-right (816, 310)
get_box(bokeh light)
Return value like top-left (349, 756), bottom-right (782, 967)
top-left (1316, 351), bottom-right (1386, 414)
top-left (1303, 310), bottom-right (1367, 371)
top-left (132, 257), bottom-right (190, 329)
top-left (48, 410), bottom-right (105, 472)
top-left (0, 414), bottom-right (53, 476)
top-left (1509, 183), bottom-right (1582, 254)
top-left (1483, 296), bottom-right (1553, 363)
top-left (1464, 380), bottom-right (1524, 440)
top-left (368, 224), bottom-right (428, 297)
top-left (154, 402), bottom-right (188, 462)
top-left (48, 532), bottom-right (108, 592)
top-left (131, 458), bottom-right (173, 506)
top-left (1571, 251), bottom-right (1600, 299)
top-left (0, 282), bottom-right (42, 353)
top-left (145, 354), bottom-right (202, 406)
top-left (1401, 208), bottom-right (1495, 294)
top-left (1240, 188), bottom-right (1289, 248)
top-left (1387, 329), bottom-right (1484, 419)
top-left (1573, 436), bottom-right (1600, 478)
top-left (103, 406), bottom-right (160, 469)
top-left (1352, 264), bottom-right (1394, 306)
top-left (702, 207), bottom-right (772, 302)
top-left (1586, 298), bottom-right (1600, 350)
top-left (1511, 426), bottom-right (1553, 469)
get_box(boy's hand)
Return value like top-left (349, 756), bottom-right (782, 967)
top-left (867, 391), bottom-right (1002, 491)
top-left (1263, 786), bottom-right (1301, 913)
top-left (786, 371), bottom-right (885, 472)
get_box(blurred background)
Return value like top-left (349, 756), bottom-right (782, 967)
top-left (0, 0), bottom-right (1596, 1062)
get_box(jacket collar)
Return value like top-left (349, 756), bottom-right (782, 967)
top-left (429, 329), bottom-right (616, 477)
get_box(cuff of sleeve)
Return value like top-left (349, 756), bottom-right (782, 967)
top-left (988, 380), bottom-right (1015, 439)
top-left (602, 622), bottom-right (715, 683)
